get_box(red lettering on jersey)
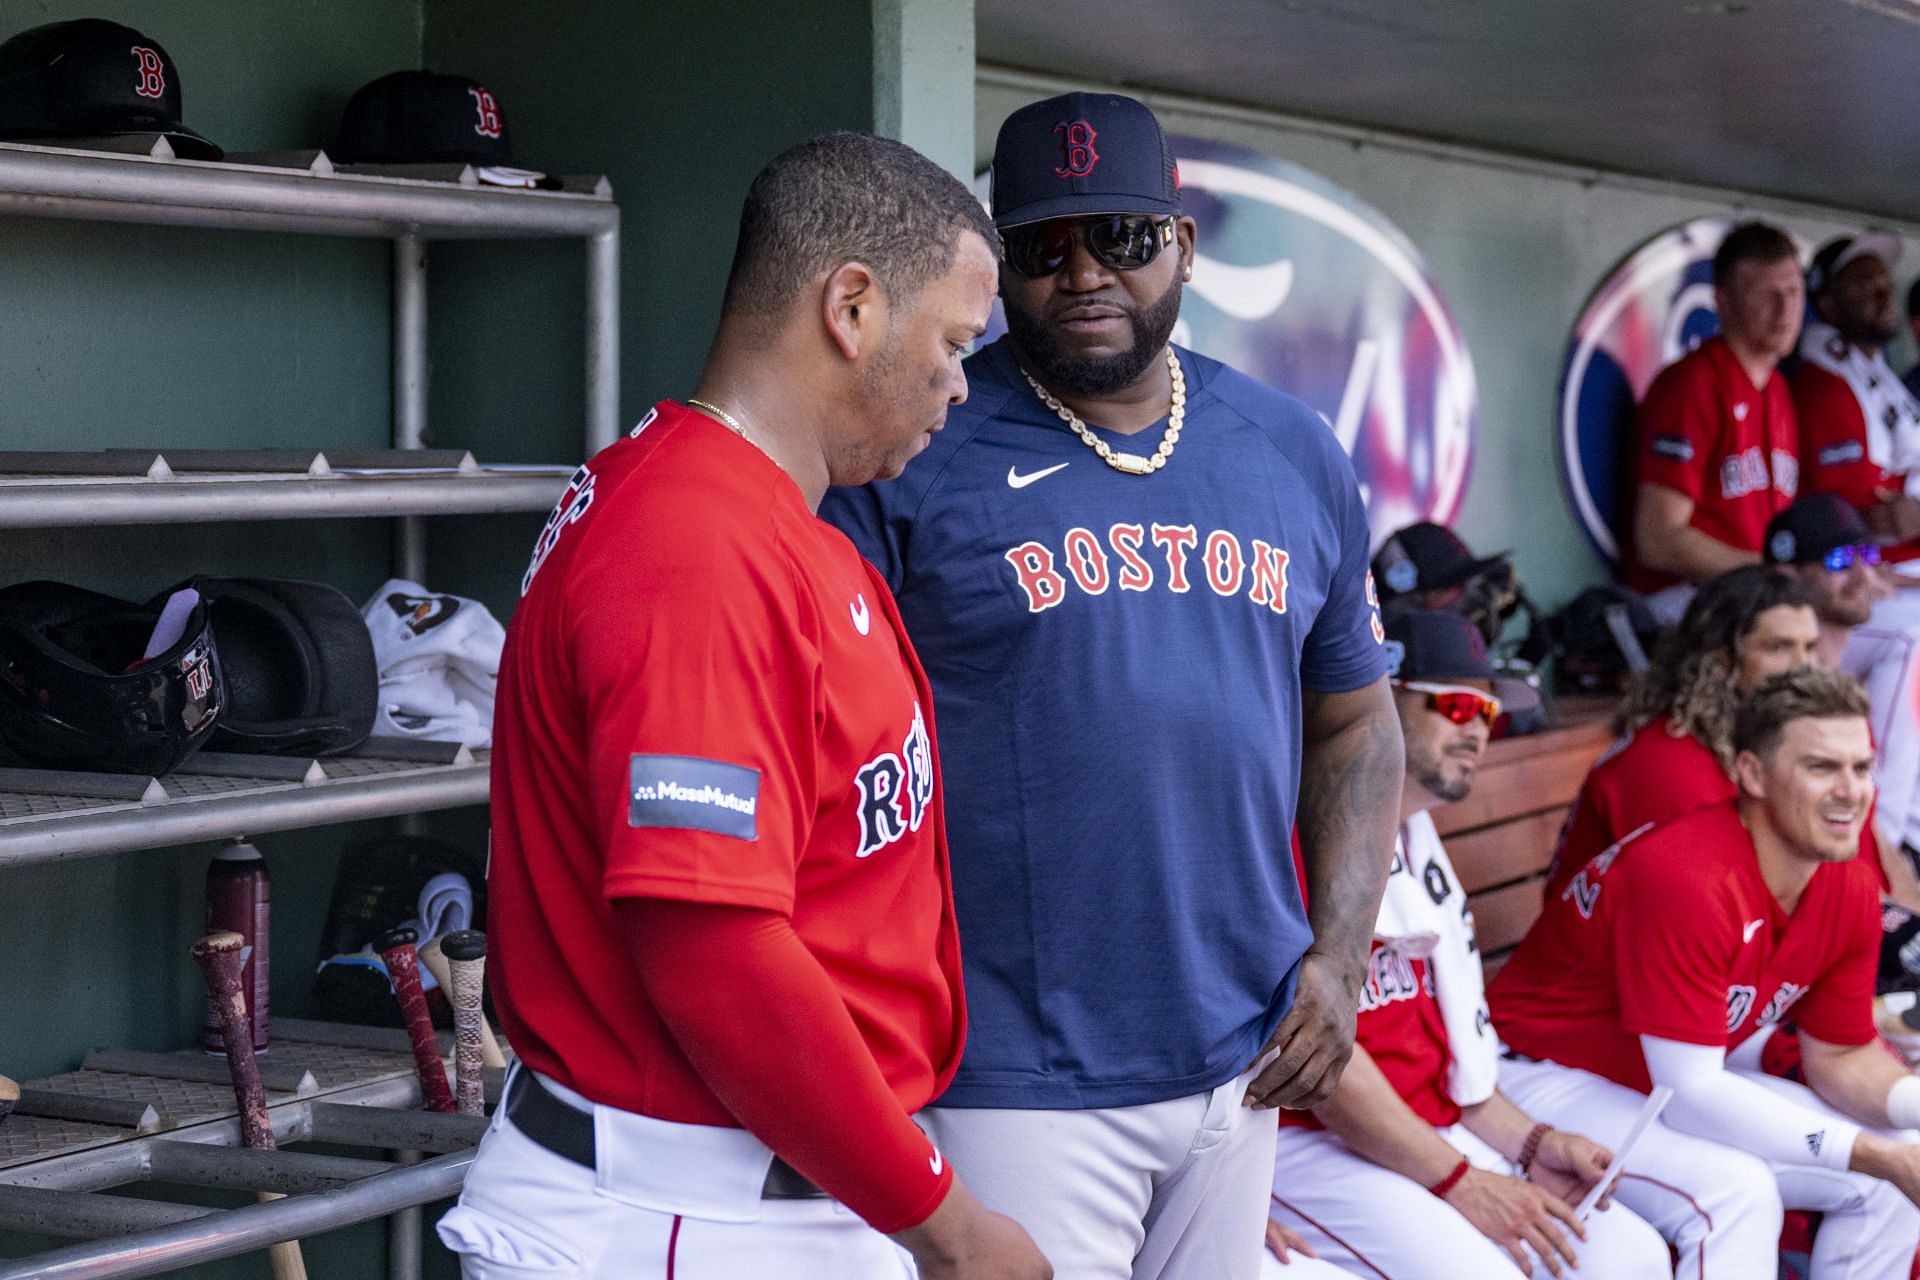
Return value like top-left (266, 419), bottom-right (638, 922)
top-left (130, 47), bottom-right (166, 99)
top-left (1052, 119), bottom-right (1099, 178)
top-left (1151, 524), bottom-right (1198, 592)
top-left (1063, 527), bottom-right (1111, 595)
top-left (1248, 540), bottom-right (1291, 614)
top-left (1109, 522), bottom-right (1153, 591)
top-left (1005, 542), bottom-right (1067, 613)
top-left (469, 87), bottom-right (503, 138)
top-left (1205, 531), bottom-right (1245, 597)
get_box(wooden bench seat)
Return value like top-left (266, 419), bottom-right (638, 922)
top-left (1429, 697), bottom-right (1619, 978)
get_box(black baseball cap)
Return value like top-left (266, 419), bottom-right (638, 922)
top-left (336, 70), bottom-right (556, 188)
top-left (0, 20), bottom-right (221, 160)
top-left (1762, 495), bottom-right (1871, 566)
top-left (1372, 522), bottom-right (1510, 600)
top-left (1384, 609), bottom-right (1538, 712)
top-left (989, 92), bottom-right (1180, 230)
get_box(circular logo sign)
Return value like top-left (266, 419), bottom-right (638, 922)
top-left (979, 136), bottom-right (1477, 544)
top-left (1557, 217), bottom-right (1733, 564)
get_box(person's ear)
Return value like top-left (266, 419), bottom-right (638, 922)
top-left (1176, 216), bottom-right (1197, 282)
top-left (1734, 748), bottom-right (1767, 801)
top-left (822, 261), bottom-right (885, 360)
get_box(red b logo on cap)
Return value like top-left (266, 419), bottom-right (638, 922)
top-left (1053, 119), bottom-right (1098, 178)
top-left (469, 87), bottom-right (503, 139)
top-left (130, 47), bottom-right (165, 100)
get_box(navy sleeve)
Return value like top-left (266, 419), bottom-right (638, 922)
top-left (1299, 445), bottom-right (1389, 693)
top-left (818, 481), bottom-right (906, 594)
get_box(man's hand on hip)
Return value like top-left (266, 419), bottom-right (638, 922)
top-left (1244, 950), bottom-right (1361, 1110)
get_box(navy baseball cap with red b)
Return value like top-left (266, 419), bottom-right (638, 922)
top-left (989, 92), bottom-right (1180, 230)
top-left (0, 19), bottom-right (221, 159)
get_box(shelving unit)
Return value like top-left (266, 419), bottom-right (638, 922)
top-left (0, 139), bottom-right (616, 1277)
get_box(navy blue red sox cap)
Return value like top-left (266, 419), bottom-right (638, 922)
top-left (1383, 609), bottom-right (1539, 711)
top-left (1762, 494), bottom-right (1871, 566)
top-left (989, 92), bottom-right (1180, 230)
top-left (336, 70), bottom-right (558, 188)
top-left (0, 19), bottom-right (221, 160)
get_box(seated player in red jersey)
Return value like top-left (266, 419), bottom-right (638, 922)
top-left (1629, 222), bottom-right (1803, 624)
top-left (1262, 611), bottom-right (1679, 1279)
top-left (1549, 565), bottom-right (1818, 897)
top-left (1491, 669), bottom-right (1920, 1279)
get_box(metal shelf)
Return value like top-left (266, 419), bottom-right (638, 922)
top-left (0, 467), bottom-right (573, 528)
top-left (0, 747), bottom-right (490, 870)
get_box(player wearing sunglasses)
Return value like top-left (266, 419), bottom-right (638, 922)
top-left (821, 91), bottom-right (1402, 1280)
top-left (1265, 610), bottom-right (1675, 1279)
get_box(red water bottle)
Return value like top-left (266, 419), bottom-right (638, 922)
top-left (203, 836), bottom-right (271, 1053)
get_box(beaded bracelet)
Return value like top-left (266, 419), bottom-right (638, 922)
top-left (1428, 1156), bottom-right (1471, 1199)
top-left (1517, 1122), bottom-right (1555, 1176)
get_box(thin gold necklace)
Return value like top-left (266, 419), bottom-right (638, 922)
top-left (1022, 348), bottom-right (1186, 476)
top-left (686, 397), bottom-right (772, 460)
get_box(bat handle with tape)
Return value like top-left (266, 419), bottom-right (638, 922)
top-left (440, 929), bottom-right (489, 1116)
top-left (380, 926), bottom-right (455, 1114)
top-left (419, 935), bottom-right (506, 1069)
top-left (191, 931), bottom-right (309, 1280)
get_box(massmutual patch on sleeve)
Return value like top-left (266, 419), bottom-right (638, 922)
top-left (1650, 435), bottom-right (1695, 462)
top-left (628, 754), bottom-right (760, 840)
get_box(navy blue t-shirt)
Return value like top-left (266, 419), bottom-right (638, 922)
top-left (819, 337), bottom-right (1386, 1109)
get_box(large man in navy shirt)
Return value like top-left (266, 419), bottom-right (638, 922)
top-left (821, 94), bottom-right (1403, 1280)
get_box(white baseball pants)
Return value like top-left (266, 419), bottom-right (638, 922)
top-left (1264, 1123), bottom-right (1671, 1279)
top-left (437, 1074), bottom-right (914, 1279)
top-left (918, 1062), bottom-right (1281, 1280)
top-left (1502, 1055), bottom-right (1920, 1279)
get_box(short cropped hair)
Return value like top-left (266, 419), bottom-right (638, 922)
top-left (1712, 221), bottom-right (1798, 290)
top-left (721, 132), bottom-right (998, 320)
top-left (1733, 667), bottom-right (1871, 762)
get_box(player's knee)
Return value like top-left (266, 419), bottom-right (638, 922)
top-left (1859, 1170), bottom-right (1920, 1233)
top-left (1595, 1209), bottom-right (1674, 1277)
top-left (1700, 1146), bottom-right (1785, 1238)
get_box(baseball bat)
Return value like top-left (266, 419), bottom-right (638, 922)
top-left (439, 930), bottom-right (489, 1116)
top-left (191, 931), bottom-right (308, 1280)
top-left (379, 926), bottom-right (455, 1114)
top-left (418, 934), bottom-right (506, 1069)
top-left (0, 1075), bottom-right (17, 1124)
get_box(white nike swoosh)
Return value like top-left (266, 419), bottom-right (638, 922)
top-left (929, 1149), bottom-right (944, 1176)
top-left (849, 595), bottom-right (871, 636)
top-left (1743, 919), bottom-right (1766, 943)
top-left (1007, 462), bottom-right (1069, 489)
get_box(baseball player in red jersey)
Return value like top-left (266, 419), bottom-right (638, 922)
top-left (1263, 611), bottom-right (1670, 1279)
top-left (1549, 565), bottom-right (1820, 898)
top-left (1493, 669), bottom-right (1920, 1278)
top-left (1630, 222), bottom-right (1802, 621)
top-left (436, 134), bottom-right (1050, 1280)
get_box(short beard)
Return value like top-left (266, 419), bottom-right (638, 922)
top-left (1835, 312), bottom-right (1900, 349)
top-left (1409, 741), bottom-right (1472, 804)
top-left (1006, 276), bottom-right (1183, 398)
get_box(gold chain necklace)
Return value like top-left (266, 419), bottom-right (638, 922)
top-left (1021, 348), bottom-right (1186, 476)
top-left (686, 397), bottom-right (772, 460)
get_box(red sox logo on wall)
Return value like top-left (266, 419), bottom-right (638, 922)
top-left (1053, 119), bottom-right (1098, 178)
top-left (469, 87), bottom-right (503, 139)
top-left (130, 47), bottom-right (165, 100)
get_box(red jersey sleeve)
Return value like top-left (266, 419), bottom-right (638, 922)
top-left (569, 488), bottom-right (817, 913)
top-left (1613, 850), bottom-right (1743, 1045)
top-left (1793, 364), bottom-right (1883, 510)
top-left (1637, 358), bottom-right (1720, 501)
top-left (1788, 863), bottom-right (1880, 1048)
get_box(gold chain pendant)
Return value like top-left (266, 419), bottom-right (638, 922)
top-left (1023, 349), bottom-right (1186, 476)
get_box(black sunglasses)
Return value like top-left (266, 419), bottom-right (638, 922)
top-left (1001, 215), bottom-right (1177, 278)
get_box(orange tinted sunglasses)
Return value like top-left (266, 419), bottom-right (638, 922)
top-left (1394, 680), bottom-right (1502, 727)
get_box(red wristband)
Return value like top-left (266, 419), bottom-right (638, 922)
top-left (1428, 1157), bottom-right (1470, 1199)
top-left (1517, 1122), bottom-right (1554, 1176)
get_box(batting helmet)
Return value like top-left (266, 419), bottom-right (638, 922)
top-left (0, 580), bottom-right (222, 775)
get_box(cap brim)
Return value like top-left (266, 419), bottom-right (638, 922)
top-left (1424, 551), bottom-right (1513, 590)
top-left (994, 192), bottom-right (1181, 229)
top-left (161, 129), bottom-right (223, 162)
top-left (1842, 230), bottom-right (1904, 274)
top-left (1492, 675), bottom-right (1541, 714)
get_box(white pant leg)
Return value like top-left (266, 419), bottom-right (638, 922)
top-left (1741, 1072), bottom-right (1920, 1280)
top-left (922, 1071), bottom-right (1276, 1280)
top-left (1268, 1126), bottom-right (1531, 1279)
top-left (1499, 1055), bottom-right (1785, 1278)
top-left (439, 1107), bottom-right (912, 1279)
top-left (1133, 1066), bottom-right (1280, 1280)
